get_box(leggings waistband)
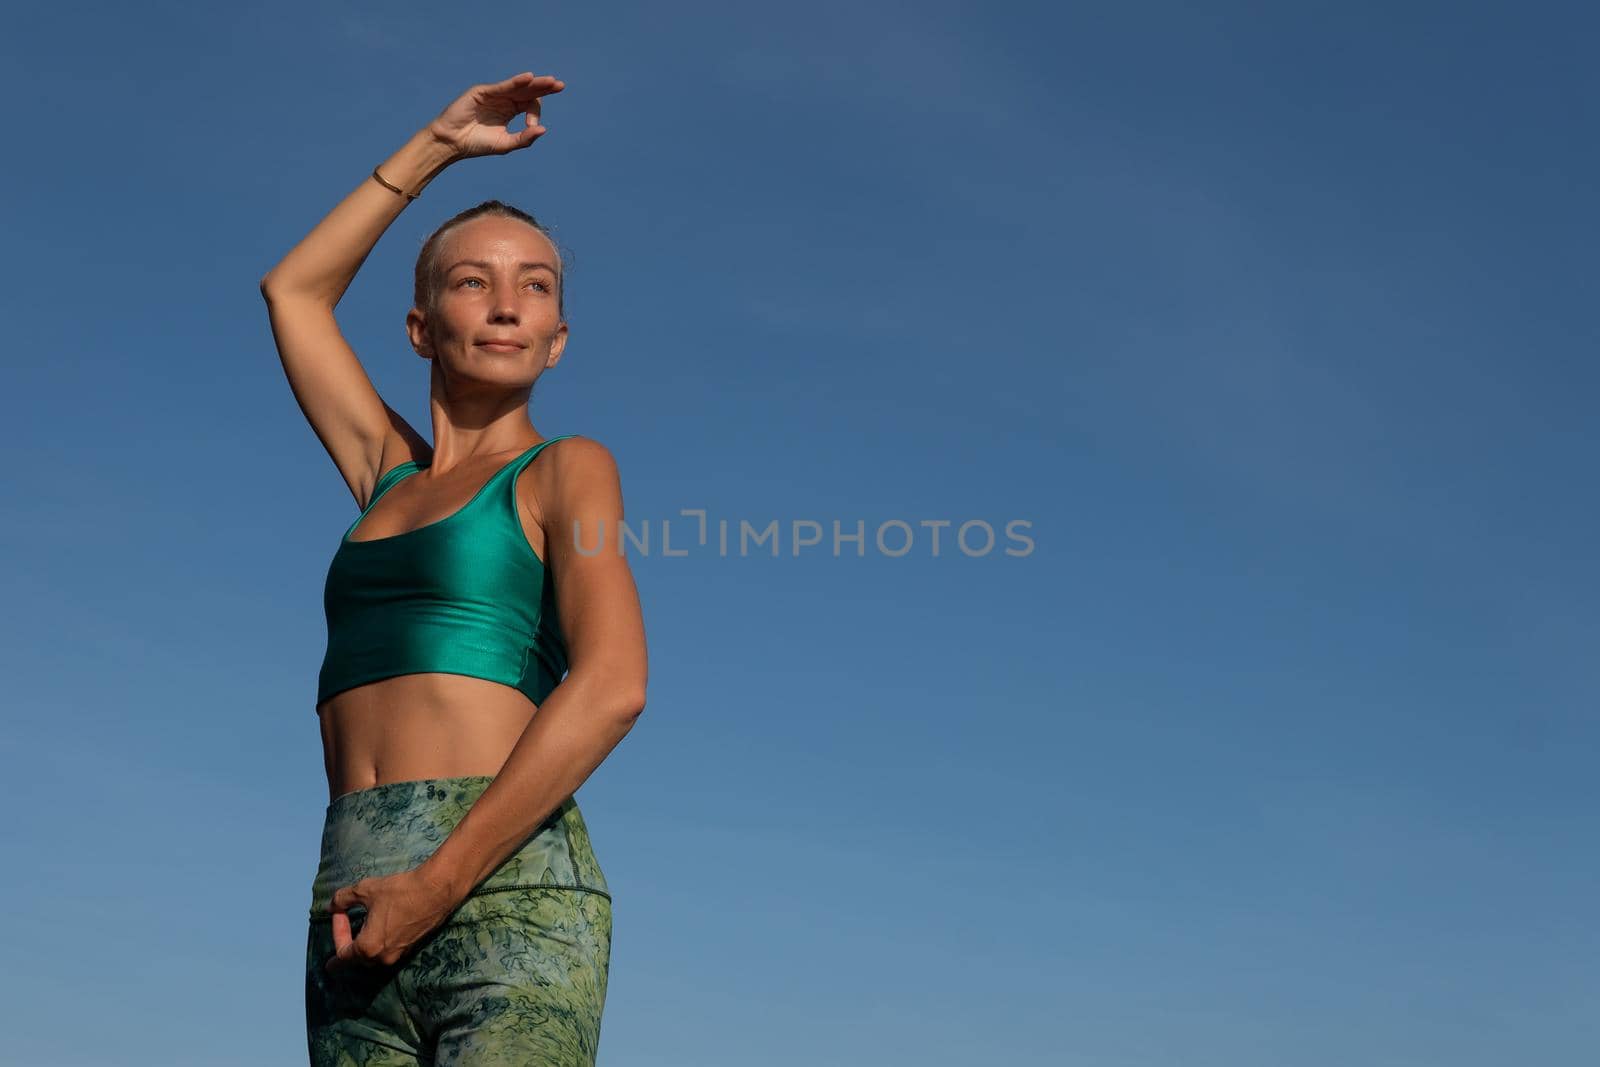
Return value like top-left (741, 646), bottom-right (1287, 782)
top-left (308, 775), bottom-right (610, 922)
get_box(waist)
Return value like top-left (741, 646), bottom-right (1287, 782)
top-left (307, 775), bottom-right (609, 922)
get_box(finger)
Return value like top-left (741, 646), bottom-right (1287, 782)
top-left (334, 878), bottom-right (374, 912)
top-left (327, 906), bottom-right (358, 972)
top-left (497, 71), bottom-right (561, 92)
top-left (327, 919), bottom-right (375, 972)
top-left (494, 79), bottom-right (561, 109)
top-left (330, 910), bottom-right (352, 955)
top-left (513, 74), bottom-right (563, 95)
top-left (327, 938), bottom-right (360, 973)
top-left (326, 923), bottom-right (349, 972)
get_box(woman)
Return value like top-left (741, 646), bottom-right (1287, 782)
top-left (260, 71), bottom-right (648, 1065)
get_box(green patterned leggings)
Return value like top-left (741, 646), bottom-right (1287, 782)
top-left (304, 777), bottom-right (613, 1065)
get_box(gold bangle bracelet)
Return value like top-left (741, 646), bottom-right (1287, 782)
top-left (371, 166), bottom-right (419, 201)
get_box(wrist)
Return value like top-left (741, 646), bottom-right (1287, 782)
top-left (410, 126), bottom-right (464, 192)
top-left (417, 853), bottom-right (473, 907)
top-left (373, 128), bottom-right (464, 201)
top-left (420, 123), bottom-right (466, 163)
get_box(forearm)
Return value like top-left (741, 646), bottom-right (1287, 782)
top-left (260, 127), bottom-right (461, 305)
top-left (420, 670), bottom-right (644, 904)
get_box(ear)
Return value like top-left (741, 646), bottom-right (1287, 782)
top-left (405, 306), bottom-right (435, 360)
top-left (545, 320), bottom-right (570, 369)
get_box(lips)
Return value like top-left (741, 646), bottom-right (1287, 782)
top-left (476, 340), bottom-right (525, 350)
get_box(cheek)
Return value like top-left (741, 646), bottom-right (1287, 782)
top-left (432, 303), bottom-right (473, 339)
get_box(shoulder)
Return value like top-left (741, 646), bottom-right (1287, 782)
top-left (542, 434), bottom-right (618, 471)
top-left (523, 435), bottom-right (625, 518)
top-left (538, 434), bottom-right (621, 487)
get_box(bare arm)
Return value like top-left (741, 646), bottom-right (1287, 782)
top-left (259, 128), bottom-right (458, 305)
top-left (259, 130), bottom-right (459, 504)
top-left (419, 438), bottom-right (648, 903)
top-left (259, 72), bottom-right (563, 508)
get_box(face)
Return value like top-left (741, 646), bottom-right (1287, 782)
top-left (405, 215), bottom-right (568, 388)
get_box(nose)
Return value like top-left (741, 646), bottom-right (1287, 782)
top-left (490, 289), bottom-right (520, 323)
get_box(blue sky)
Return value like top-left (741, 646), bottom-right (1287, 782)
top-left (3, 2), bottom-right (1596, 1064)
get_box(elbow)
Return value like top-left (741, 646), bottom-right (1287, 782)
top-left (617, 686), bottom-right (647, 722)
top-left (608, 677), bottom-right (646, 722)
top-left (565, 664), bottom-right (646, 721)
top-left (260, 269), bottom-right (303, 301)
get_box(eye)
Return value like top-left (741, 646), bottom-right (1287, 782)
top-left (458, 277), bottom-right (549, 292)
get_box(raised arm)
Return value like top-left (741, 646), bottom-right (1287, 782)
top-left (259, 72), bottom-right (564, 508)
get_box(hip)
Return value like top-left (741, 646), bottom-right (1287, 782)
top-left (308, 775), bottom-right (610, 923)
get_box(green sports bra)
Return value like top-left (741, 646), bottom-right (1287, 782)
top-left (316, 435), bottom-right (578, 710)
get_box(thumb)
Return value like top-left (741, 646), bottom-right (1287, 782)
top-left (330, 882), bottom-right (366, 914)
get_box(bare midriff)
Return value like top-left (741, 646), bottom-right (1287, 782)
top-left (317, 673), bottom-right (539, 803)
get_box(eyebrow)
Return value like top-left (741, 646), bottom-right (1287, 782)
top-left (445, 259), bottom-right (559, 275)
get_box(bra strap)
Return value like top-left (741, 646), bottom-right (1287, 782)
top-left (500, 434), bottom-right (579, 513)
top-left (509, 435), bottom-right (578, 477)
top-left (341, 460), bottom-right (420, 542)
top-left (366, 461), bottom-right (420, 511)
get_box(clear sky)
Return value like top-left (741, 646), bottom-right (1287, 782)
top-left (3, 2), bottom-right (1596, 1064)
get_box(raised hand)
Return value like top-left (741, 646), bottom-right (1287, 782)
top-left (427, 72), bottom-right (565, 159)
